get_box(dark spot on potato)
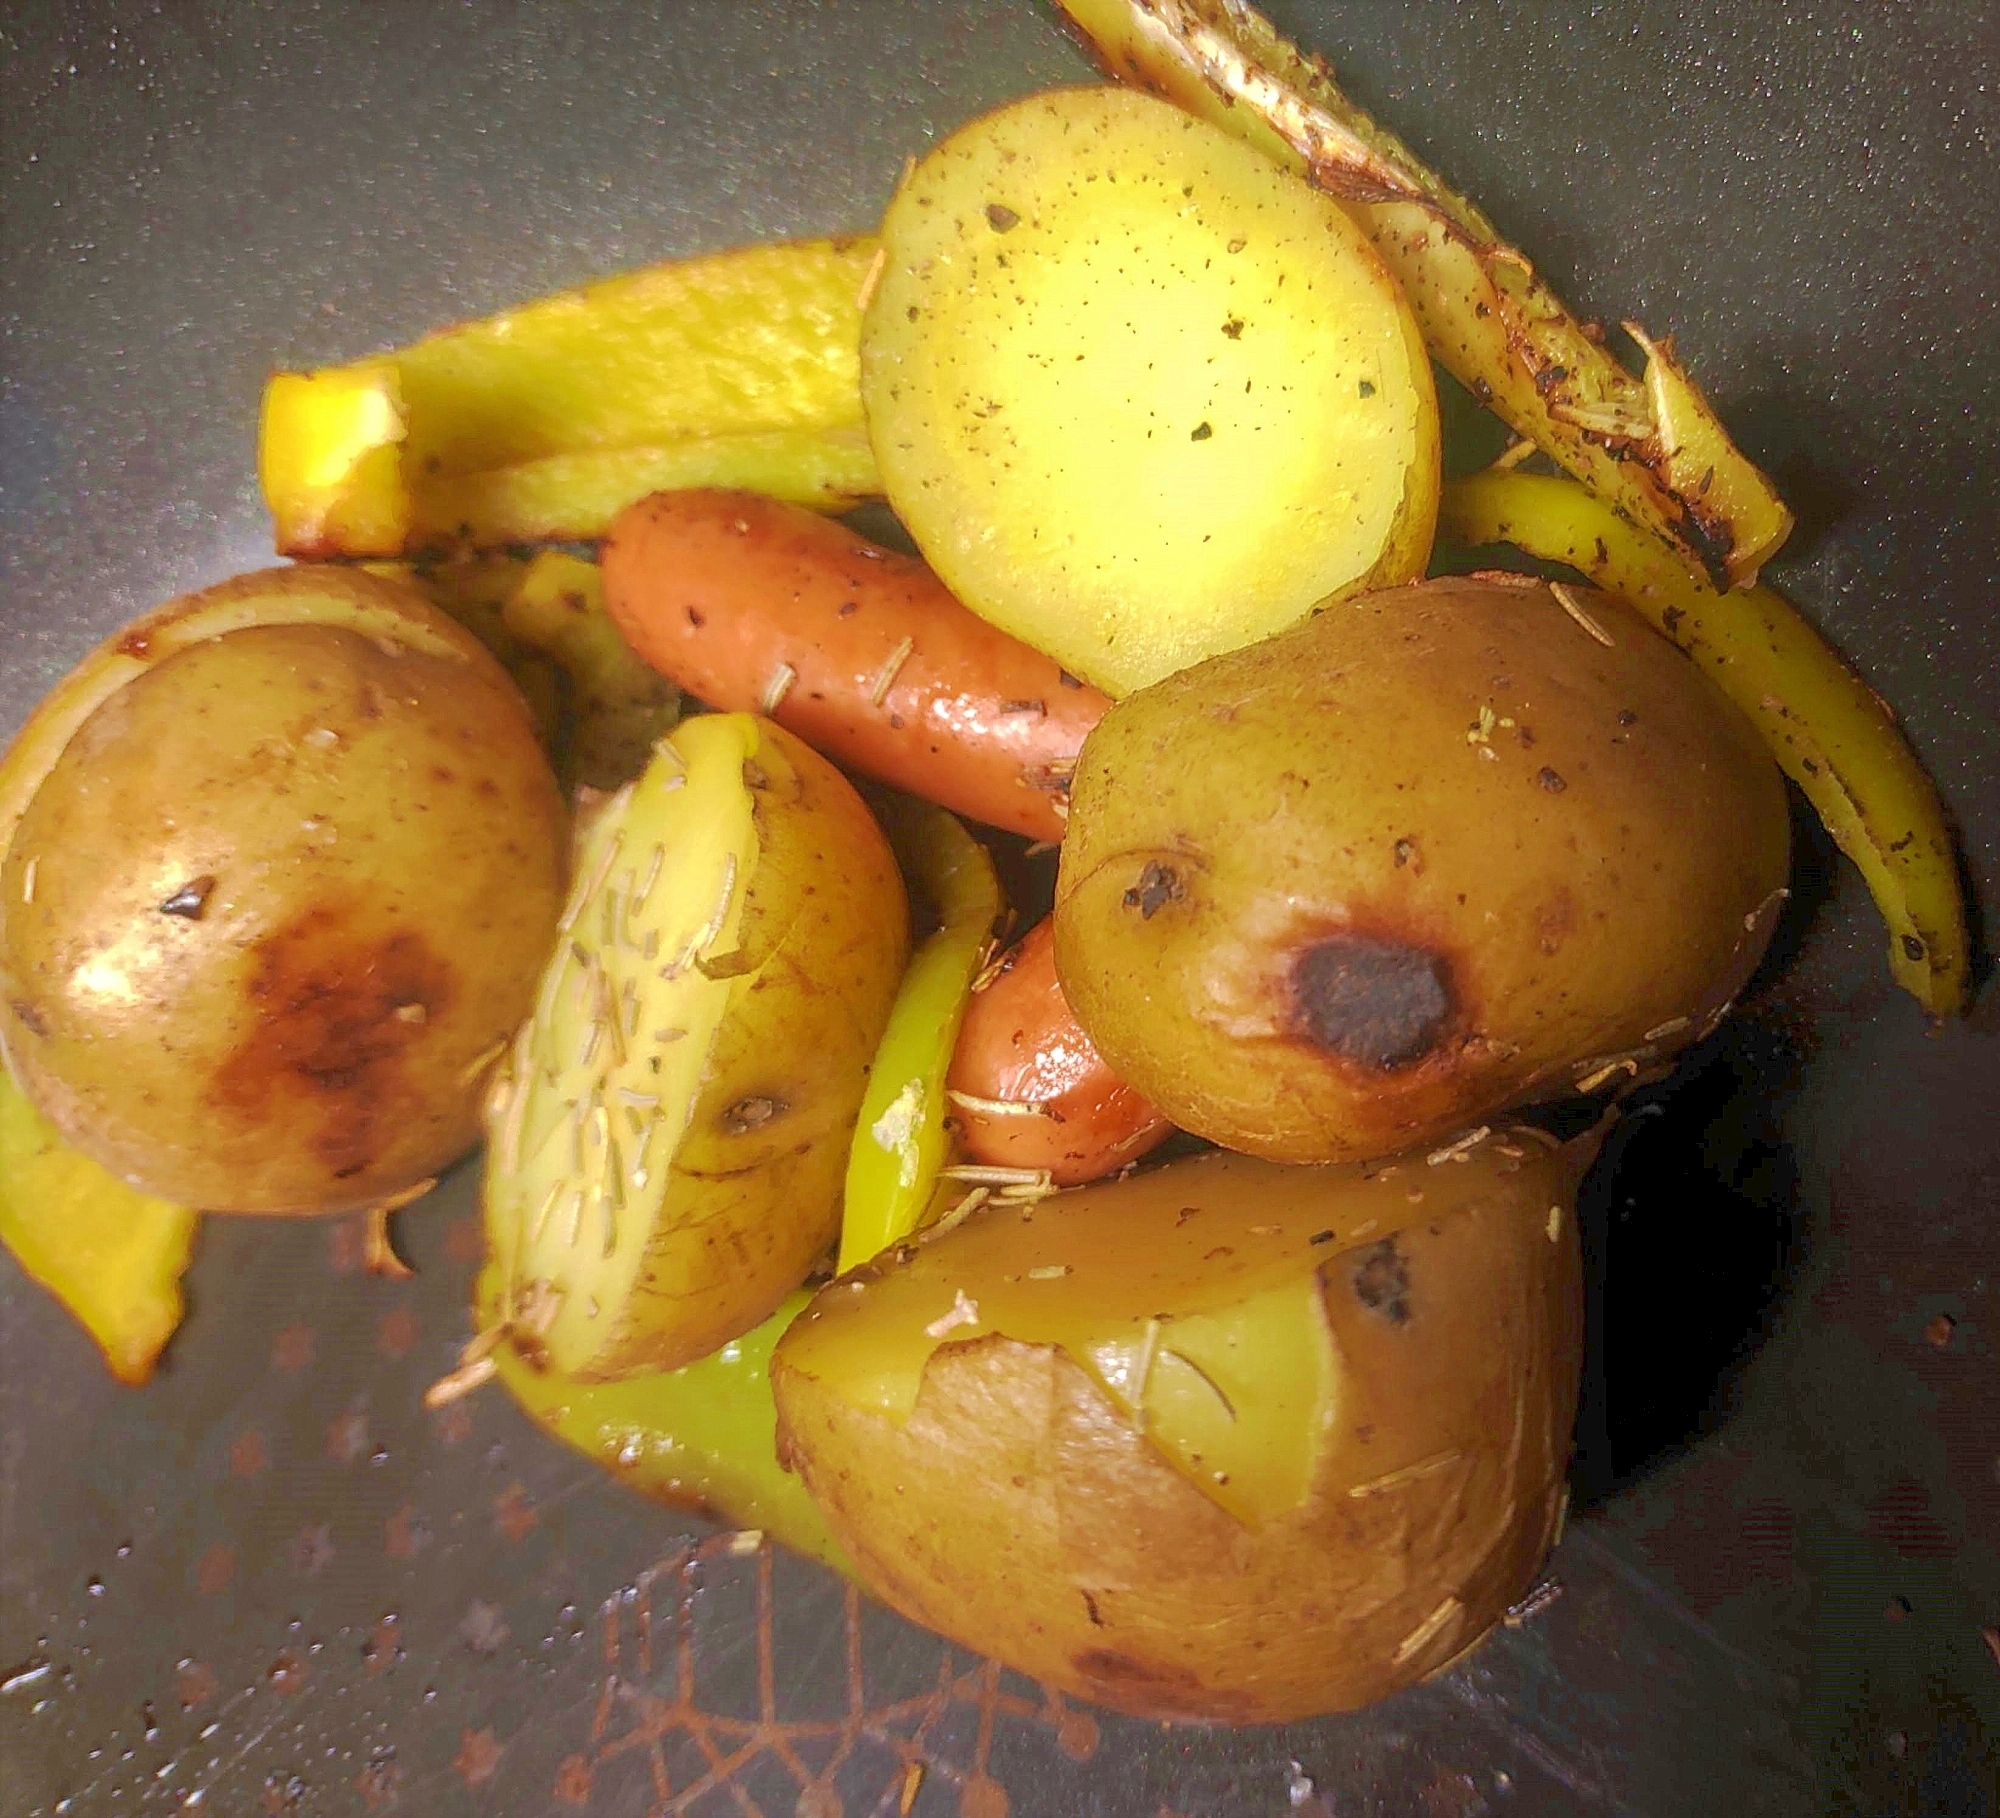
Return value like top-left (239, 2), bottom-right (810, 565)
top-left (1393, 837), bottom-right (1415, 867)
top-left (685, 607), bottom-right (706, 629)
top-left (1081, 1590), bottom-right (1105, 1627)
top-left (1123, 861), bottom-right (1184, 920)
top-left (1617, 708), bottom-right (1638, 727)
top-left (116, 630), bottom-right (154, 660)
top-left (1351, 1238), bottom-right (1411, 1324)
top-left (1069, 1648), bottom-right (1257, 1722)
top-left (1189, 421), bottom-right (1213, 441)
top-left (1661, 605), bottom-right (1685, 636)
top-left (1057, 670), bottom-right (1085, 689)
top-left (1901, 934), bottom-right (1927, 963)
top-left (1221, 316), bottom-right (1244, 338)
top-left (158, 876), bottom-right (217, 920)
top-left (984, 202), bottom-right (1020, 232)
top-left (1291, 936), bottom-right (1452, 1068)
top-left (721, 1094), bottom-right (786, 1135)
top-left (211, 905), bottom-right (454, 1179)
top-left (1536, 767), bottom-right (1568, 793)
top-left (9, 998), bottom-right (50, 1039)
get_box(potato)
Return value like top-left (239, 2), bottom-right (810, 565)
top-left (0, 567), bottom-right (567, 1214)
top-left (482, 714), bottom-right (908, 1380)
top-left (861, 85), bottom-right (1438, 697)
top-left (1053, 574), bottom-right (1791, 1163)
top-left (773, 1126), bottom-right (1593, 1720)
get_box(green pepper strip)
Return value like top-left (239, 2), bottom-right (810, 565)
top-left (477, 1267), bottom-right (845, 1570)
top-left (1440, 470), bottom-right (1968, 1016)
top-left (838, 801), bottom-right (1004, 1274)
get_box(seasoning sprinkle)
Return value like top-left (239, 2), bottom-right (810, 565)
top-left (1546, 1203), bottom-right (1563, 1242)
top-left (924, 1187), bottom-right (989, 1242)
top-left (632, 843), bottom-right (668, 914)
top-left (1575, 1056), bottom-right (1639, 1093)
top-left (1025, 1264), bottom-right (1071, 1281)
top-left (725, 1527), bottom-right (767, 1558)
top-left (559, 826), bottom-right (625, 935)
top-left (1427, 1125), bottom-right (1491, 1166)
top-left (869, 635), bottom-right (915, 706)
top-left (761, 662), bottom-right (799, 715)
top-left (924, 1289), bottom-right (981, 1339)
top-left (1549, 581), bottom-right (1615, 647)
top-left (422, 1355), bottom-right (497, 1410)
top-left (1129, 1317), bottom-right (1162, 1424)
top-left (528, 1179), bottom-right (564, 1244)
top-left (945, 1089), bottom-right (1049, 1118)
top-left (460, 1038), bottom-right (509, 1089)
top-left (855, 242), bottom-right (888, 314)
top-left (1347, 1449), bottom-right (1466, 1499)
top-left (20, 857), bottom-right (36, 905)
top-left (941, 1164), bottom-right (1052, 1188)
top-left (1391, 1595), bottom-right (1464, 1667)
top-left (1642, 1014), bottom-right (1691, 1042)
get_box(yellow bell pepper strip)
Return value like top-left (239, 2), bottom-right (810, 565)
top-left (838, 800), bottom-right (1004, 1273)
top-left (1058, 0), bottom-right (1792, 591)
top-left (0, 1066), bottom-right (197, 1385)
top-left (260, 236), bottom-right (884, 558)
top-left (499, 552), bottom-right (679, 791)
top-left (1439, 469), bottom-right (1968, 1016)
top-left (476, 1268), bottom-right (845, 1570)
top-left (367, 554), bottom-right (564, 751)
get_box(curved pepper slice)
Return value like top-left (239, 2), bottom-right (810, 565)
top-left (0, 1066), bottom-right (197, 1385)
top-left (477, 1268), bottom-right (843, 1569)
top-left (838, 800), bottom-right (1005, 1274)
top-left (1439, 469), bottom-right (1967, 1016)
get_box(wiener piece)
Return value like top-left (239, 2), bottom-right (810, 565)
top-left (600, 490), bottom-right (1109, 842)
top-left (946, 917), bottom-right (1171, 1187)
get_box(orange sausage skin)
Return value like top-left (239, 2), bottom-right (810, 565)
top-left (600, 490), bottom-right (1108, 842)
top-left (946, 918), bottom-right (1173, 1186)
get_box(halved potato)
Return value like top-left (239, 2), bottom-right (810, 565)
top-left (773, 1125), bottom-right (1593, 1721)
top-left (861, 85), bottom-right (1438, 696)
top-left (483, 714), bottom-right (907, 1380)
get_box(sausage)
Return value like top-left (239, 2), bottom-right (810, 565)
top-left (599, 489), bottom-right (1108, 842)
top-left (945, 917), bottom-right (1173, 1186)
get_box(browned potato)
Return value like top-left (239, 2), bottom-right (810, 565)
top-left (773, 1126), bottom-right (1593, 1720)
top-left (0, 567), bottom-right (566, 1214)
top-left (1054, 575), bottom-right (1790, 1163)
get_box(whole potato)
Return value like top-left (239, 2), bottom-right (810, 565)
top-left (0, 566), bottom-right (567, 1214)
top-left (773, 1127), bottom-right (1593, 1720)
top-left (1054, 575), bottom-right (1790, 1163)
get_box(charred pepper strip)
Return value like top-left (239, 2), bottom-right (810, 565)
top-left (1057, 0), bottom-right (1792, 590)
top-left (1440, 469), bottom-right (1967, 1016)
top-left (260, 237), bottom-right (883, 558)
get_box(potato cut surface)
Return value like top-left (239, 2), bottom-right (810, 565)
top-left (862, 85), bottom-right (1437, 696)
top-left (484, 713), bottom-right (907, 1379)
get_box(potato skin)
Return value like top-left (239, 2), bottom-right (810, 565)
top-left (0, 569), bottom-right (566, 1213)
top-left (774, 1134), bottom-right (1589, 1721)
top-left (1054, 575), bottom-right (1790, 1163)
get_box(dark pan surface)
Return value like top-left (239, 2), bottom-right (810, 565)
top-left (2, 4), bottom-right (1995, 1813)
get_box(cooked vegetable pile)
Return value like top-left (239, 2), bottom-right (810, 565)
top-left (0, 0), bottom-right (1969, 1723)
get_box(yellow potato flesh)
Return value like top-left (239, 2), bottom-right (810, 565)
top-left (862, 85), bottom-right (1437, 696)
top-left (0, 568), bottom-right (567, 1214)
top-left (774, 1130), bottom-right (1592, 1720)
top-left (485, 714), bottom-right (908, 1379)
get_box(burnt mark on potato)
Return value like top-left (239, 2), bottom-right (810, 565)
top-left (158, 876), bottom-right (217, 920)
top-left (1070, 1648), bottom-right (1258, 1723)
top-left (1291, 936), bottom-right (1453, 1069)
top-left (1351, 1238), bottom-right (1411, 1325)
top-left (1122, 861), bottom-right (1184, 920)
top-left (720, 1094), bottom-right (787, 1135)
top-left (211, 904), bottom-right (454, 1179)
